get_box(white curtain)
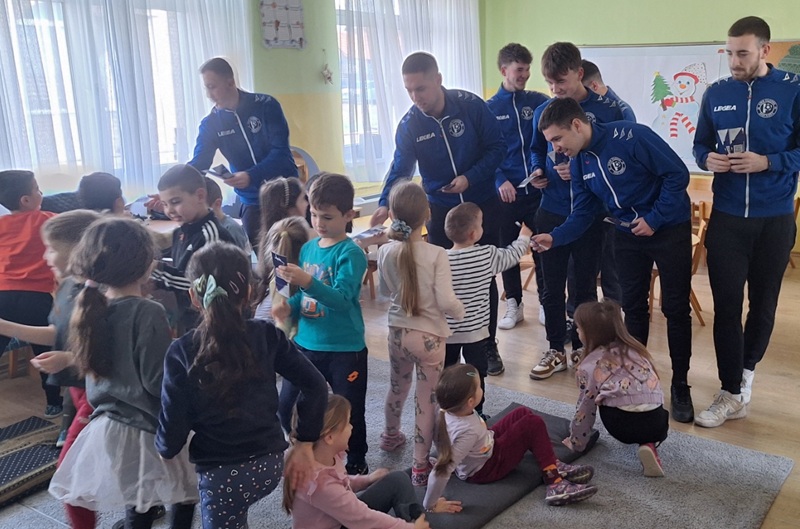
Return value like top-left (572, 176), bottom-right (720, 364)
top-left (336, 0), bottom-right (482, 184)
top-left (0, 0), bottom-right (252, 197)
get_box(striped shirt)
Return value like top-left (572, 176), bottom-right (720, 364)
top-left (446, 237), bottom-right (530, 344)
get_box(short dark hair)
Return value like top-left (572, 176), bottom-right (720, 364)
top-left (581, 60), bottom-right (602, 84)
top-left (308, 172), bottom-right (354, 215)
top-left (204, 176), bottom-right (222, 205)
top-left (402, 52), bottom-right (438, 76)
top-left (538, 97), bottom-right (589, 132)
top-left (78, 172), bottom-right (122, 211)
top-left (0, 170), bottom-right (35, 211)
top-left (445, 202), bottom-right (482, 244)
top-left (158, 164), bottom-right (205, 194)
top-left (541, 42), bottom-right (582, 79)
top-left (497, 43), bottom-right (533, 69)
top-left (728, 16), bottom-right (771, 44)
top-left (199, 57), bottom-right (234, 79)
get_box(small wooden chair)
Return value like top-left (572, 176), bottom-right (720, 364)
top-left (789, 196), bottom-right (799, 269)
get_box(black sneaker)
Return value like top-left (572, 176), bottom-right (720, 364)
top-left (670, 382), bottom-right (694, 423)
top-left (345, 459), bottom-right (369, 475)
top-left (486, 340), bottom-right (505, 376)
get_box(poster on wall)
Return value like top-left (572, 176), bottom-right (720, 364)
top-left (581, 42), bottom-right (800, 173)
top-left (261, 0), bottom-right (305, 49)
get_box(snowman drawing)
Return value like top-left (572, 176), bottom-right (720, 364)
top-left (651, 62), bottom-right (708, 160)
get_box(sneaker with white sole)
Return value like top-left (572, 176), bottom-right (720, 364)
top-left (740, 368), bottom-right (755, 405)
top-left (638, 443), bottom-right (664, 477)
top-left (538, 305), bottom-right (546, 326)
top-left (530, 349), bottom-right (566, 380)
top-left (486, 340), bottom-right (505, 376)
top-left (694, 390), bottom-right (747, 428)
top-left (545, 480), bottom-right (598, 506)
top-left (568, 348), bottom-right (583, 369)
top-left (498, 299), bottom-right (524, 330)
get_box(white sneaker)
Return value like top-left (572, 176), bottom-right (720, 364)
top-left (529, 349), bottom-right (566, 380)
top-left (538, 305), bottom-right (546, 326)
top-left (740, 369), bottom-right (755, 405)
top-left (568, 348), bottom-right (583, 369)
top-left (498, 299), bottom-right (524, 330)
top-left (694, 390), bottom-right (747, 428)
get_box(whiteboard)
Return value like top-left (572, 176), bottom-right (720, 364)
top-left (581, 44), bottom-right (729, 173)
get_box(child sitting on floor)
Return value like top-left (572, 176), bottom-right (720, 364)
top-left (425, 364), bottom-right (598, 510)
top-left (286, 394), bottom-right (462, 529)
top-left (564, 299), bottom-right (669, 477)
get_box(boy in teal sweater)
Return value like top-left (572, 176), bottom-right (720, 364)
top-left (274, 172), bottom-right (369, 474)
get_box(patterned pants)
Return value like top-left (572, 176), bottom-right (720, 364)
top-left (385, 327), bottom-right (445, 469)
top-left (196, 452), bottom-right (283, 529)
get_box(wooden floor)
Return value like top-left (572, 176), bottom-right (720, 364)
top-left (2, 259), bottom-right (799, 527)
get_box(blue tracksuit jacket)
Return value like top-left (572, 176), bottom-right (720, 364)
top-left (693, 65), bottom-right (800, 218)
top-left (189, 90), bottom-right (298, 205)
top-left (550, 121), bottom-right (691, 247)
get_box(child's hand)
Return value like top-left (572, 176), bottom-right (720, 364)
top-left (30, 351), bottom-right (75, 374)
top-left (272, 298), bottom-right (291, 323)
top-left (518, 223), bottom-right (533, 239)
top-left (432, 497), bottom-right (463, 514)
top-left (283, 441), bottom-right (315, 492)
top-left (277, 264), bottom-right (312, 289)
top-left (368, 468), bottom-right (390, 484)
top-left (413, 514), bottom-right (430, 529)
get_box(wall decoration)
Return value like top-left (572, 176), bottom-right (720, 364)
top-left (260, 0), bottom-right (305, 49)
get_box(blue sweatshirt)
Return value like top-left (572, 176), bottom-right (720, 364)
top-left (532, 89), bottom-right (627, 217)
top-left (486, 84), bottom-right (550, 193)
top-left (189, 90), bottom-right (298, 205)
top-left (550, 121), bottom-right (691, 247)
top-left (289, 237), bottom-right (367, 352)
top-left (379, 87), bottom-right (506, 208)
top-left (156, 319), bottom-right (327, 466)
top-left (603, 86), bottom-right (637, 122)
top-left (693, 65), bottom-right (800, 218)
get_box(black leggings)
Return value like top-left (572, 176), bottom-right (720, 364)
top-left (599, 405), bottom-right (669, 445)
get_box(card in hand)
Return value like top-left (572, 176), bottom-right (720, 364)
top-left (272, 252), bottom-right (290, 297)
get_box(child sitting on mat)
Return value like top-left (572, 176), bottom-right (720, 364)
top-left (564, 299), bottom-right (669, 477)
top-left (285, 394), bottom-right (462, 529)
top-left (425, 364), bottom-right (597, 509)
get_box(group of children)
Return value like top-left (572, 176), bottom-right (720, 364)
top-left (0, 164), bottom-right (671, 529)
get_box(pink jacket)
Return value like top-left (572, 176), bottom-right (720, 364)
top-left (291, 453), bottom-right (414, 529)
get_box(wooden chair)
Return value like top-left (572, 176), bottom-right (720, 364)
top-left (649, 215), bottom-right (708, 326)
top-left (790, 196), bottom-right (799, 269)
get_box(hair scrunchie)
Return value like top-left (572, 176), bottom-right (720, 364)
top-left (391, 219), bottom-right (413, 240)
top-left (192, 274), bottom-right (228, 309)
top-left (84, 279), bottom-right (99, 289)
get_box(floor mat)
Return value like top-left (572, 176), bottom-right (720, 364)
top-left (420, 402), bottom-right (599, 529)
top-left (0, 417), bottom-right (60, 507)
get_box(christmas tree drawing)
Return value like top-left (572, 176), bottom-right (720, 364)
top-left (651, 72), bottom-right (673, 110)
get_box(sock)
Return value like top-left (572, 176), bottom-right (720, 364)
top-left (542, 464), bottom-right (562, 485)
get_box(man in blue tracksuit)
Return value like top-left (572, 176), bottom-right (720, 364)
top-left (370, 52), bottom-right (507, 373)
top-left (189, 57), bottom-right (298, 248)
top-left (581, 60), bottom-right (637, 123)
top-left (486, 43), bottom-right (549, 334)
top-left (532, 97), bottom-right (695, 424)
top-left (692, 16), bottom-right (800, 428)
top-left (527, 42), bottom-right (627, 383)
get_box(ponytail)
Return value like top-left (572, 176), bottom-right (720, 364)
top-left (391, 229), bottom-right (420, 317)
top-left (386, 182), bottom-right (429, 317)
top-left (434, 409), bottom-right (454, 476)
top-left (70, 283), bottom-right (113, 377)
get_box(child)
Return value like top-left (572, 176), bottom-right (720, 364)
top-left (150, 164), bottom-right (235, 334)
top-left (77, 172), bottom-right (125, 213)
top-left (1, 209), bottom-right (102, 529)
top-left (376, 181), bottom-right (464, 486)
top-left (156, 241), bottom-right (328, 529)
top-left (274, 172), bottom-right (370, 475)
top-left (564, 299), bottom-right (669, 477)
top-left (253, 216), bottom-right (312, 325)
top-left (258, 176), bottom-right (309, 238)
top-left (443, 202), bottom-right (532, 414)
top-left (426, 364), bottom-right (598, 509)
top-left (0, 169), bottom-right (61, 418)
top-left (48, 217), bottom-right (198, 528)
top-left (204, 176), bottom-right (251, 252)
top-left (286, 395), bottom-right (462, 529)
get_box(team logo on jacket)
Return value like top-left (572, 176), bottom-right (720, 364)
top-left (521, 106), bottom-right (533, 120)
top-left (247, 116), bottom-right (263, 133)
top-left (448, 119), bottom-right (465, 137)
top-left (756, 98), bottom-right (778, 118)
top-left (585, 112), bottom-right (597, 123)
top-left (607, 157), bottom-right (626, 175)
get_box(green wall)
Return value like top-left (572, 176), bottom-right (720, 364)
top-left (479, 0), bottom-right (800, 96)
top-left (249, 0), bottom-right (344, 173)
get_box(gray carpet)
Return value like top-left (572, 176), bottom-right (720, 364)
top-left (0, 356), bottom-right (793, 528)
